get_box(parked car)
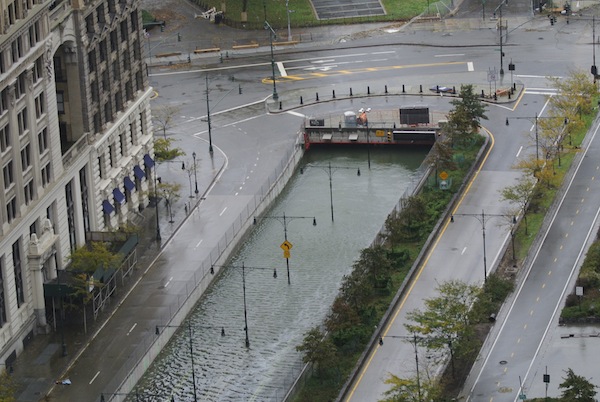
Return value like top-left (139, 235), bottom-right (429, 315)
top-left (429, 85), bottom-right (454, 93)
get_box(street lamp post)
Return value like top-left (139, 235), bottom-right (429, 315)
top-left (285, 0), bottom-right (292, 41)
top-left (451, 210), bottom-right (516, 284)
top-left (493, 0), bottom-right (507, 75)
top-left (153, 164), bottom-right (161, 241)
top-left (253, 213), bottom-right (316, 284)
top-left (155, 323), bottom-right (227, 401)
top-left (193, 151), bottom-right (199, 195)
top-left (211, 263), bottom-right (277, 348)
top-left (264, 20), bottom-right (279, 100)
top-left (506, 114), bottom-right (569, 162)
top-left (205, 76), bottom-right (214, 155)
top-left (379, 334), bottom-right (422, 401)
top-left (300, 162), bottom-right (361, 222)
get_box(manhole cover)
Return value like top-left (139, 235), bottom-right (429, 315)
top-left (500, 360), bottom-right (507, 365)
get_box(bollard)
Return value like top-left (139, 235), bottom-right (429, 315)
top-left (494, 93), bottom-right (497, 101)
top-left (367, 86), bottom-right (371, 95)
top-left (481, 89), bottom-right (485, 98)
top-left (333, 89), bottom-right (336, 98)
top-left (316, 92), bottom-right (319, 101)
top-left (350, 88), bottom-right (353, 96)
top-left (513, 82), bottom-right (516, 90)
top-left (226, 51), bottom-right (229, 58)
top-left (188, 54), bottom-right (191, 63)
top-left (239, 84), bottom-right (242, 94)
top-left (402, 84), bottom-right (405, 93)
top-left (508, 91), bottom-right (511, 99)
top-left (393, 122), bottom-right (396, 128)
top-left (300, 96), bottom-right (303, 105)
top-left (436, 85), bottom-right (440, 93)
top-left (279, 101), bottom-right (282, 110)
top-left (220, 53), bottom-right (223, 63)
top-left (452, 86), bottom-right (456, 94)
top-left (419, 85), bottom-right (423, 93)
top-left (385, 85), bottom-right (388, 94)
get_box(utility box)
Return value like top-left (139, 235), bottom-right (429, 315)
top-left (399, 107), bottom-right (430, 125)
top-left (344, 111), bottom-right (357, 127)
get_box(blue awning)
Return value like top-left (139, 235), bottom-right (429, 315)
top-left (143, 154), bottom-right (155, 168)
top-left (133, 165), bottom-right (145, 180)
top-left (102, 200), bottom-right (115, 215)
top-left (124, 176), bottom-right (135, 192)
top-left (113, 188), bottom-right (125, 205)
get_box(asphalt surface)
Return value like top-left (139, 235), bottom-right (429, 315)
top-left (10, 0), bottom-right (600, 401)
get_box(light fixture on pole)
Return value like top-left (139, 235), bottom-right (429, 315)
top-left (493, 0), bottom-right (507, 75)
top-left (211, 263), bottom-right (277, 348)
top-left (155, 323), bottom-right (227, 401)
top-left (264, 20), bottom-right (279, 100)
top-left (450, 210), bottom-right (516, 283)
top-left (379, 334), bottom-right (423, 402)
top-left (285, 0), bottom-right (293, 41)
top-left (253, 213), bottom-right (316, 284)
top-left (205, 75), bottom-right (214, 155)
top-left (300, 162), bottom-right (361, 222)
top-left (193, 151), bottom-right (199, 195)
top-left (154, 164), bottom-right (161, 241)
top-left (506, 113), bottom-right (569, 162)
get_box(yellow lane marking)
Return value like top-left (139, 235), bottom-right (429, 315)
top-left (262, 61), bottom-right (466, 84)
top-left (345, 128), bottom-right (496, 402)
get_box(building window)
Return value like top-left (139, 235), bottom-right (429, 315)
top-left (35, 92), bottom-right (46, 119)
top-left (15, 72), bottom-right (26, 99)
top-left (11, 40), bottom-right (18, 63)
top-left (12, 240), bottom-right (24, 307)
top-left (38, 128), bottom-right (48, 154)
top-left (20, 144), bottom-right (30, 171)
top-left (17, 108), bottom-right (28, 134)
top-left (110, 31), bottom-right (118, 52)
top-left (135, 70), bottom-right (143, 92)
top-left (80, 167), bottom-right (90, 232)
top-left (108, 144), bottom-right (114, 167)
top-left (3, 161), bottom-right (14, 189)
top-left (91, 80), bottom-right (99, 102)
top-left (104, 102), bottom-right (112, 123)
top-left (99, 40), bottom-right (107, 62)
top-left (119, 132), bottom-right (126, 156)
top-left (86, 14), bottom-right (95, 33)
top-left (120, 20), bottom-right (128, 42)
top-left (0, 124), bottom-right (9, 153)
top-left (30, 219), bottom-right (38, 236)
top-left (6, 197), bottom-right (16, 223)
top-left (24, 179), bottom-right (34, 204)
top-left (56, 92), bottom-right (64, 114)
top-left (0, 257), bottom-right (6, 327)
top-left (131, 10), bottom-right (138, 32)
top-left (65, 181), bottom-right (76, 252)
top-left (33, 57), bottom-right (43, 82)
top-left (0, 88), bottom-right (9, 114)
top-left (88, 50), bottom-right (97, 73)
top-left (53, 57), bottom-right (64, 81)
top-left (41, 163), bottom-right (51, 187)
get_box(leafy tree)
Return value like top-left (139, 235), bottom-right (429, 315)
top-left (158, 181), bottom-right (181, 222)
top-left (425, 138), bottom-right (456, 183)
top-left (547, 69), bottom-right (598, 118)
top-left (381, 373), bottom-right (443, 402)
top-left (295, 327), bottom-right (338, 378)
top-left (0, 368), bottom-right (16, 401)
top-left (449, 84), bottom-right (488, 133)
top-left (386, 195), bottom-right (428, 244)
top-left (405, 280), bottom-right (479, 374)
top-left (559, 368), bottom-right (597, 401)
top-left (501, 175), bottom-right (535, 234)
top-left (68, 242), bottom-right (122, 275)
top-left (358, 245), bottom-right (393, 286)
top-left (154, 138), bottom-right (184, 162)
top-left (153, 104), bottom-right (180, 139)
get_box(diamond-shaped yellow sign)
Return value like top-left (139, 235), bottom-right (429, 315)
top-left (280, 240), bottom-right (293, 251)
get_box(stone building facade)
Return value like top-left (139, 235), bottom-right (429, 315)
top-left (0, 0), bottom-right (154, 366)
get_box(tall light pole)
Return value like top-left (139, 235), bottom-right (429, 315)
top-left (285, 0), bottom-right (292, 41)
top-left (253, 213), bottom-right (316, 284)
top-left (493, 0), bottom-right (507, 75)
top-left (153, 164), bottom-right (161, 241)
top-left (192, 151), bottom-right (199, 195)
top-left (155, 324), bottom-right (227, 401)
top-left (379, 334), bottom-right (422, 401)
top-left (205, 76), bottom-right (214, 155)
top-left (300, 162), bottom-right (361, 222)
top-left (264, 20), bottom-right (279, 100)
top-left (211, 263), bottom-right (277, 348)
top-left (506, 114), bottom-right (568, 162)
top-left (451, 210), bottom-right (516, 283)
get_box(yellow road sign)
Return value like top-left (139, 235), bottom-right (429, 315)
top-left (283, 250), bottom-right (291, 259)
top-left (280, 240), bottom-right (293, 251)
top-left (439, 171), bottom-right (448, 180)
top-left (375, 130), bottom-right (385, 137)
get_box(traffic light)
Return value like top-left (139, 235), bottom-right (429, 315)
top-left (387, 131), bottom-right (392, 142)
top-left (160, 23), bottom-right (164, 32)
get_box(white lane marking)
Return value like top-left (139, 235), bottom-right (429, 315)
top-left (516, 145), bottom-right (523, 158)
top-left (127, 323), bottom-right (137, 336)
top-left (164, 277), bottom-right (173, 288)
top-left (235, 192), bottom-right (239, 196)
top-left (524, 91), bottom-right (557, 96)
top-left (467, 62), bottom-right (474, 71)
top-left (287, 110), bottom-right (306, 118)
top-left (434, 53), bottom-right (465, 57)
top-left (277, 61), bottom-right (287, 77)
top-left (312, 59), bottom-right (335, 63)
top-left (461, 247), bottom-right (467, 255)
top-left (195, 239), bottom-right (203, 248)
top-left (89, 371), bottom-right (101, 384)
top-left (219, 207), bottom-right (227, 216)
top-left (372, 51), bottom-right (395, 54)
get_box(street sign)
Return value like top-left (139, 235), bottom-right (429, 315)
top-left (519, 394), bottom-right (526, 400)
top-left (283, 250), bottom-right (291, 259)
top-left (375, 130), bottom-right (385, 137)
top-left (439, 171), bottom-right (448, 180)
top-left (280, 240), bottom-right (293, 251)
